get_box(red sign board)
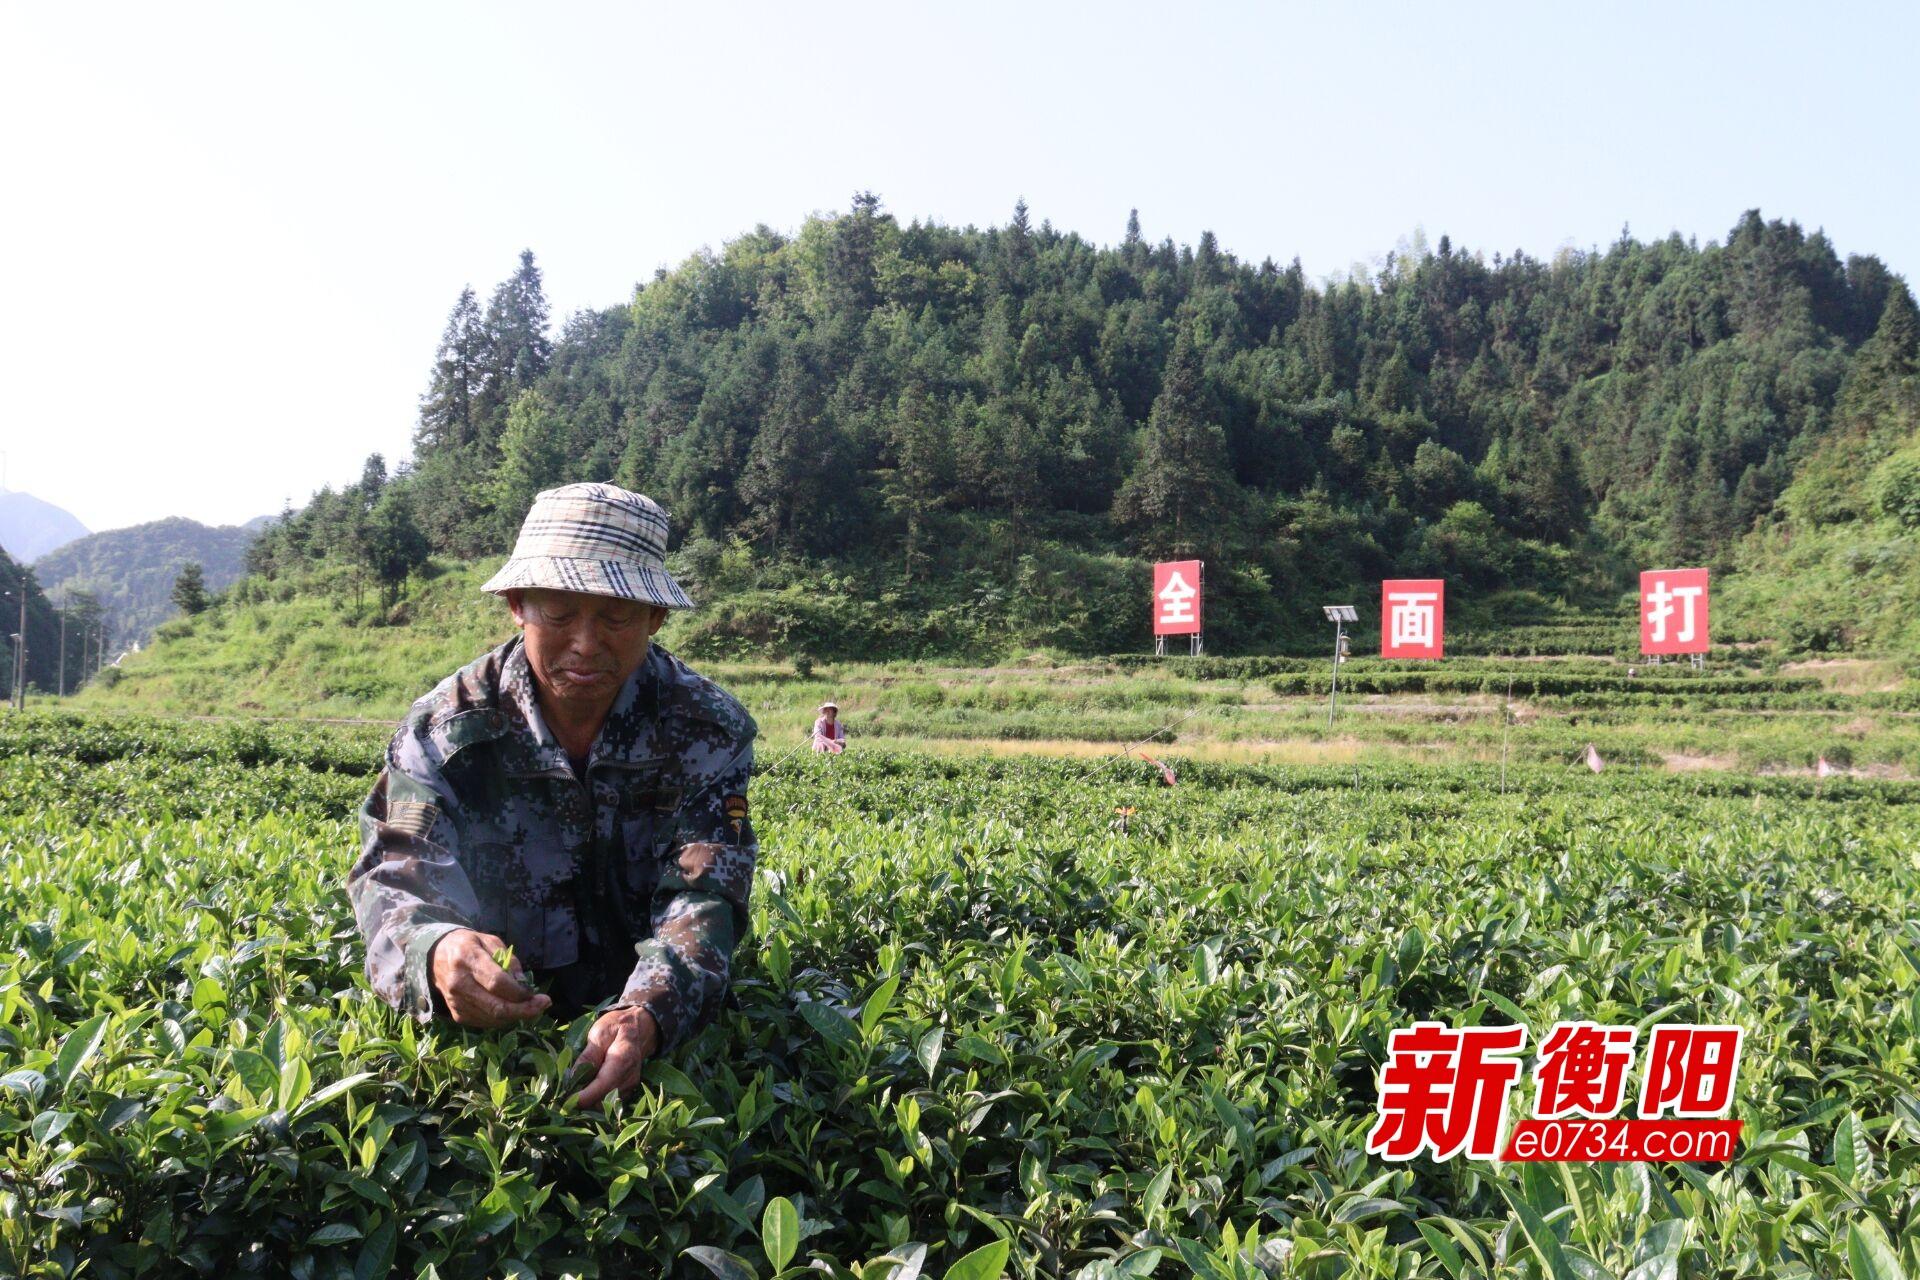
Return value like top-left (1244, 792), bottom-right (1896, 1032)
top-left (1640, 568), bottom-right (1710, 655)
top-left (1152, 560), bottom-right (1203, 636)
top-left (1381, 579), bottom-right (1445, 659)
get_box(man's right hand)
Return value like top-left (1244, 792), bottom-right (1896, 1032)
top-left (429, 929), bottom-right (551, 1027)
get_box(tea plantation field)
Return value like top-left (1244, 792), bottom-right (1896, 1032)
top-left (3, 713), bottom-right (1919, 1278)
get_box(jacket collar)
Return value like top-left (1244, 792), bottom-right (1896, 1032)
top-left (499, 638), bottom-right (664, 777)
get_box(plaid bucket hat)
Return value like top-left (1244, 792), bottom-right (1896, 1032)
top-left (481, 483), bottom-right (695, 610)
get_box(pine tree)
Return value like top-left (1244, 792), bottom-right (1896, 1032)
top-left (358, 453), bottom-right (388, 504)
top-left (1835, 282), bottom-right (1920, 428)
top-left (1122, 209), bottom-right (1147, 275)
top-left (736, 353), bottom-right (832, 554)
top-left (971, 394), bottom-right (1051, 555)
top-left (362, 490), bottom-right (432, 607)
top-left (1867, 285), bottom-right (1918, 379)
top-left (475, 251), bottom-right (553, 448)
top-left (171, 563), bottom-right (209, 616)
top-left (879, 382), bottom-right (953, 580)
top-left (1194, 230), bottom-right (1222, 289)
top-left (417, 287), bottom-right (485, 452)
top-left (1111, 326), bottom-right (1239, 558)
top-left (826, 191), bottom-right (884, 313)
top-left (1000, 199), bottom-right (1035, 296)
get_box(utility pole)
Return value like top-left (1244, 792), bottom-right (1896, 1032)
top-left (13, 572), bottom-right (26, 711)
top-left (57, 601), bottom-right (66, 698)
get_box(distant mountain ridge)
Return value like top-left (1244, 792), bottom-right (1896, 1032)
top-left (0, 490), bottom-right (89, 561)
top-left (35, 515), bottom-right (267, 643)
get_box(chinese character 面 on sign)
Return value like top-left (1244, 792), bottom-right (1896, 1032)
top-left (1153, 560), bottom-right (1203, 636)
top-left (1381, 579), bottom-right (1444, 659)
top-left (1640, 568), bottom-right (1710, 655)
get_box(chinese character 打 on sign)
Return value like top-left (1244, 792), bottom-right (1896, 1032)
top-left (1640, 568), bottom-right (1710, 655)
top-left (1153, 560), bottom-right (1202, 636)
top-left (1381, 578), bottom-right (1444, 659)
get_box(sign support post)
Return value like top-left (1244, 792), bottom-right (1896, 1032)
top-left (1323, 604), bottom-right (1357, 728)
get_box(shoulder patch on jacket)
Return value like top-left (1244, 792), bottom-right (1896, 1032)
top-left (387, 798), bottom-right (440, 838)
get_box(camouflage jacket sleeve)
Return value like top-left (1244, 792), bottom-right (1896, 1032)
top-left (614, 737), bottom-right (757, 1053)
top-left (348, 726), bottom-right (484, 1022)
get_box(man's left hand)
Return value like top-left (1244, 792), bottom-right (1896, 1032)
top-left (569, 1005), bottom-right (660, 1109)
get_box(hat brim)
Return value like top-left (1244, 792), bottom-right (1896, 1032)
top-left (481, 556), bottom-right (694, 610)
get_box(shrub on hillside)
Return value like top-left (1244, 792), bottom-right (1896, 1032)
top-left (1869, 445), bottom-right (1920, 528)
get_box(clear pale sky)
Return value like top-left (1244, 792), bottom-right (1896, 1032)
top-left (3, 1), bottom-right (1916, 533)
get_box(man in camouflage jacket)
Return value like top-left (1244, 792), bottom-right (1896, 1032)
top-left (349, 483), bottom-right (756, 1108)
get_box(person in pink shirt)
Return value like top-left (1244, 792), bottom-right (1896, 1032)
top-left (811, 701), bottom-right (846, 753)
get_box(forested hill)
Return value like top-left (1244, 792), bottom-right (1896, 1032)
top-left (243, 200), bottom-right (1919, 657)
top-left (35, 516), bottom-right (265, 644)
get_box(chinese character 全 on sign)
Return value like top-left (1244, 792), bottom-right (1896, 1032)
top-left (1640, 568), bottom-right (1710, 655)
top-left (1380, 578), bottom-right (1444, 659)
top-left (1152, 560), bottom-right (1203, 636)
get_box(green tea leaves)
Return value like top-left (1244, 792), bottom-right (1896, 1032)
top-left (1846, 1220), bottom-right (1908, 1280)
top-left (31, 1109), bottom-right (76, 1144)
top-left (7, 715), bottom-right (1920, 1277)
top-left (1833, 1109), bottom-right (1874, 1186)
top-left (943, 1239), bottom-right (1009, 1280)
top-left (761, 1195), bottom-right (799, 1272)
top-left (685, 1246), bottom-right (760, 1280)
top-left (53, 1013), bottom-right (109, 1090)
top-left (798, 999), bottom-right (858, 1051)
top-left (915, 1026), bottom-right (944, 1080)
top-left (860, 973), bottom-right (901, 1037)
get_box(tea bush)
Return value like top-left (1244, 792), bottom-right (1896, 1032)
top-left (2, 718), bottom-right (1918, 1278)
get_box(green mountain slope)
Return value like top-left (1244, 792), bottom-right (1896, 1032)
top-left (1726, 288), bottom-right (1920, 654)
top-left (242, 203), bottom-right (1913, 657)
top-left (77, 561), bottom-right (513, 718)
top-left (35, 515), bottom-right (263, 645)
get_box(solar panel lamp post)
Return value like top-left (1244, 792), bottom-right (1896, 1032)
top-left (1323, 605), bottom-right (1357, 728)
